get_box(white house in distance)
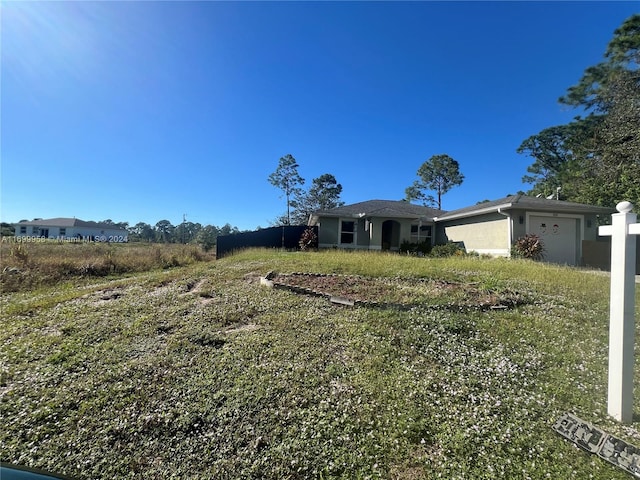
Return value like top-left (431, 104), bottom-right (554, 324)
top-left (13, 218), bottom-right (128, 242)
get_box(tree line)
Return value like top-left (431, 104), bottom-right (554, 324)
top-left (1, 219), bottom-right (242, 251)
top-left (125, 220), bottom-right (241, 249)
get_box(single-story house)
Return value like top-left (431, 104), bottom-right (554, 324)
top-left (13, 218), bottom-right (129, 242)
top-left (308, 200), bottom-right (444, 251)
top-left (309, 195), bottom-right (616, 266)
top-left (434, 195), bottom-right (614, 265)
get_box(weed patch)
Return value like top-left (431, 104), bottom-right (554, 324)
top-left (0, 242), bottom-right (214, 292)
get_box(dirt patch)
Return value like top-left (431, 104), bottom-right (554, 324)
top-left (179, 279), bottom-right (215, 305)
top-left (223, 324), bottom-right (261, 334)
top-left (148, 284), bottom-right (176, 298)
top-left (270, 273), bottom-right (530, 310)
top-left (89, 288), bottom-right (125, 306)
top-left (182, 279), bottom-right (207, 295)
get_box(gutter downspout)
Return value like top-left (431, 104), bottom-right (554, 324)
top-left (497, 208), bottom-right (512, 257)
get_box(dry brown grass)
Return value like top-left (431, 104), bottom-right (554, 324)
top-left (0, 240), bottom-right (214, 292)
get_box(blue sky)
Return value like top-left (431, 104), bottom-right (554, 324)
top-left (2, 1), bottom-right (637, 231)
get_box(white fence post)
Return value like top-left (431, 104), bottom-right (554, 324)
top-left (598, 201), bottom-right (639, 423)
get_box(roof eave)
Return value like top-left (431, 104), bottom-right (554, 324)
top-left (313, 212), bottom-right (437, 221)
top-left (435, 203), bottom-right (513, 222)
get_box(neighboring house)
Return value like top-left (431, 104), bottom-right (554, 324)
top-left (13, 218), bottom-right (128, 242)
top-left (435, 195), bottom-right (614, 265)
top-left (310, 195), bottom-right (615, 266)
top-left (308, 200), bottom-right (444, 251)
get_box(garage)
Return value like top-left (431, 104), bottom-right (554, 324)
top-left (528, 215), bottom-right (579, 265)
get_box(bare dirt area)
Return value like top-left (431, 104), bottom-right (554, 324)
top-left (270, 272), bottom-right (531, 310)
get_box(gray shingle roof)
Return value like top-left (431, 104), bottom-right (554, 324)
top-left (435, 195), bottom-right (615, 221)
top-left (312, 200), bottom-right (445, 221)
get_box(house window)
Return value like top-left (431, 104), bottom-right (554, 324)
top-left (340, 220), bottom-right (355, 244)
top-left (59, 228), bottom-right (66, 236)
top-left (411, 224), bottom-right (432, 242)
top-left (19, 226), bottom-right (26, 234)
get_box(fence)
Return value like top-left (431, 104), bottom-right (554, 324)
top-left (216, 225), bottom-right (316, 259)
top-left (582, 239), bottom-right (640, 274)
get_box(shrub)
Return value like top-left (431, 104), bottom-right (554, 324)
top-left (400, 240), bottom-right (432, 256)
top-left (430, 242), bottom-right (466, 257)
top-left (511, 234), bottom-right (545, 260)
top-left (299, 227), bottom-right (318, 251)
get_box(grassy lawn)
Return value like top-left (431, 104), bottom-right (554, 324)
top-left (2, 248), bottom-right (640, 479)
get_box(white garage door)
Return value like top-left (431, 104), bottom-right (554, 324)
top-left (528, 216), bottom-right (578, 265)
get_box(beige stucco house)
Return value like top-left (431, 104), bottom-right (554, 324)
top-left (310, 195), bottom-right (615, 265)
top-left (434, 195), bottom-right (614, 265)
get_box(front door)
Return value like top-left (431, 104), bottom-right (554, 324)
top-left (381, 220), bottom-right (400, 251)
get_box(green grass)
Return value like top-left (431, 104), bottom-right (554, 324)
top-left (1, 248), bottom-right (639, 479)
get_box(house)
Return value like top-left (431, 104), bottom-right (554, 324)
top-left (13, 218), bottom-right (129, 242)
top-left (434, 195), bottom-right (614, 265)
top-left (308, 200), bottom-right (444, 251)
top-left (310, 195), bottom-right (615, 266)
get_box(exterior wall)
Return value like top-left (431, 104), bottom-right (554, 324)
top-left (317, 216), bottom-right (424, 251)
top-left (437, 213), bottom-right (509, 256)
top-left (583, 214), bottom-right (601, 241)
top-left (368, 219), bottom-right (382, 249)
top-left (399, 221), bottom-right (413, 246)
top-left (356, 218), bottom-right (370, 248)
top-left (436, 210), bottom-right (605, 265)
top-left (317, 217), bottom-right (371, 249)
top-left (510, 209), bottom-right (527, 240)
top-left (317, 217), bottom-right (340, 247)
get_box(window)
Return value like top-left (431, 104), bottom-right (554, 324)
top-left (411, 224), bottom-right (432, 242)
top-left (59, 228), bottom-right (66, 236)
top-left (340, 220), bottom-right (355, 244)
top-left (19, 226), bottom-right (26, 234)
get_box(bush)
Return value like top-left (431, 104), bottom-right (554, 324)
top-left (298, 227), bottom-right (318, 251)
top-left (400, 240), bottom-right (432, 256)
top-left (430, 242), bottom-right (466, 257)
top-left (511, 234), bottom-right (545, 260)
